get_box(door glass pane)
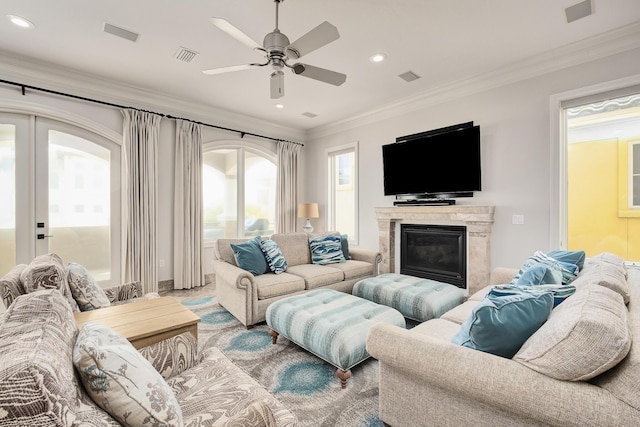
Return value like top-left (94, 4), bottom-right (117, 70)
top-left (0, 124), bottom-right (16, 275)
top-left (48, 130), bottom-right (111, 280)
top-left (244, 151), bottom-right (275, 237)
top-left (566, 92), bottom-right (640, 259)
top-left (203, 149), bottom-right (237, 239)
top-left (332, 151), bottom-right (356, 239)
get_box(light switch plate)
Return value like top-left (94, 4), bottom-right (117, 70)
top-left (512, 214), bottom-right (525, 225)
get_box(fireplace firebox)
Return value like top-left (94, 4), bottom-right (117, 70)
top-left (400, 224), bottom-right (466, 288)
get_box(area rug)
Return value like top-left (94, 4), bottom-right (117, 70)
top-left (180, 295), bottom-right (383, 427)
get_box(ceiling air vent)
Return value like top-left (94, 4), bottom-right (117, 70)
top-left (103, 23), bottom-right (139, 42)
top-left (399, 71), bottom-right (421, 83)
top-left (175, 47), bottom-right (199, 63)
top-left (302, 112), bottom-right (318, 118)
top-left (565, 0), bottom-right (592, 23)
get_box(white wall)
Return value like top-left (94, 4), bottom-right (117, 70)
top-left (303, 48), bottom-right (640, 269)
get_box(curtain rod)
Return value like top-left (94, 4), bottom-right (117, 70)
top-left (0, 79), bottom-right (304, 147)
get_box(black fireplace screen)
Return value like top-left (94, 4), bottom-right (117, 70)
top-left (400, 224), bottom-right (466, 288)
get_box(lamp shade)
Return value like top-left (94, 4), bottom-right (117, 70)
top-left (298, 203), bottom-right (319, 218)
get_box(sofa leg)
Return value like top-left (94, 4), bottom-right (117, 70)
top-left (337, 369), bottom-right (351, 389)
top-left (269, 329), bottom-right (279, 344)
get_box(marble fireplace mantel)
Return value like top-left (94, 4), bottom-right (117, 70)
top-left (375, 205), bottom-right (495, 295)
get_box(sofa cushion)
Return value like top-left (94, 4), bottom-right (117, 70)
top-left (572, 259), bottom-right (630, 304)
top-left (588, 251), bottom-right (626, 272)
top-left (254, 272), bottom-right (306, 299)
top-left (309, 233), bottom-right (346, 265)
top-left (452, 292), bottom-right (554, 358)
top-left (286, 264), bottom-right (345, 290)
top-left (514, 284), bottom-right (631, 381)
top-left (440, 300), bottom-right (481, 324)
top-left (230, 236), bottom-right (269, 276)
top-left (0, 290), bottom-right (118, 426)
top-left (546, 248), bottom-right (586, 270)
top-left (0, 263), bottom-right (27, 308)
top-left (211, 401), bottom-right (277, 427)
top-left (66, 262), bottom-right (111, 311)
top-left (270, 232), bottom-right (311, 266)
top-left (20, 253), bottom-right (80, 312)
top-left (73, 322), bottom-right (183, 426)
top-left (325, 259), bottom-right (373, 280)
top-left (259, 239), bottom-right (288, 274)
top-left (411, 318), bottom-right (462, 341)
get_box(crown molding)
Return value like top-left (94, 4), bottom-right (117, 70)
top-left (0, 51), bottom-right (306, 144)
top-left (307, 22), bottom-right (640, 141)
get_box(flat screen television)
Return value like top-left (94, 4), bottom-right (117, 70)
top-left (382, 122), bottom-right (481, 199)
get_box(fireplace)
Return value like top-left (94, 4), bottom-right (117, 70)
top-left (401, 224), bottom-right (466, 288)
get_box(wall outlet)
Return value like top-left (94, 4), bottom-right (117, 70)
top-left (159, 259), bottom-right (165, 268)
top-left (512, 214), bottom-right (525, 225)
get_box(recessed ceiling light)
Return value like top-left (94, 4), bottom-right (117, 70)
top-left (7, 15), bottom-right (35, 29)
top-left (369, 53), bottom-right (387, 63)
top-left (275, 104), bottom-right (284, 109)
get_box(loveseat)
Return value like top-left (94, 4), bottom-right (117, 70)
top-left (367, 252), bottom-right (640, 426)
top-left (213, 232), bottom-right (381, 328)
top-left (0, 289), bottom-right (298, 426)
top-left (0, 253), bottom-right (158, 312)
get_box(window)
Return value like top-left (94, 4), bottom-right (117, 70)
top-left (327, 143), bottom-right (358, 243)
top-left (202, 146), bottom-right (276, 240)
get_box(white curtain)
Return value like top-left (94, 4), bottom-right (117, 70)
top-left (122, 109), bottom-right (161, 294)
top-left (276, 141), bottom-right (301, 233)
top-left (173, 120), bottom-right (204, 289)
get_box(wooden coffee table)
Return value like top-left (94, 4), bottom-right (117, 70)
top-left (74, 296), bottom-right (200, 349)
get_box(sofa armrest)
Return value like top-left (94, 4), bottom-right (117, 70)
top-left (366, 323), bottom-right (635, 426)
top-left (213, 259), bottom-right (256, 290)
top-left (139, 331), bottom-right (198, 379)
top-left (349, 248), bottom-right (382, 273)
top-left (103, 281), bottom-right (143, 303)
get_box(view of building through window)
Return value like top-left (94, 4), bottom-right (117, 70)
top-left (328, 146), bottom-right (357, 242)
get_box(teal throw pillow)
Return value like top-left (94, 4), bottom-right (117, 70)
top-left (309, 233), bottom-right (346, 265)
top-left (546, 249), bottom-right (586, 270)
top-left (451, 292), bottom-right (554, 358)
top-left (340, 234), bottom-right (351, 260)
top-left (516, 263), bottom-right (562, 286)
top-left (259, 239), bottom-right (287, 274)
top-left (230, 236), bottom-right (269, 276)
top-left (489, 284), bottom-right (576, 308)
top-left (511, 251), bottom-right (579, 285)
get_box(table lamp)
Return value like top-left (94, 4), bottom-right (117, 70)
top-left (298, 203), bottom-right (319, 233)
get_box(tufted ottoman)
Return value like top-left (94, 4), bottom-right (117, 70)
top-left (266, 288), bottom-right (405, 389)
top-left (353, 273), bottom-right (465, 322)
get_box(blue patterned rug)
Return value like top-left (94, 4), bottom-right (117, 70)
top-left (181, 295), bottom-right (383, 427)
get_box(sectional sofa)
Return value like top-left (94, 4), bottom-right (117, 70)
top-left (213, 232), bottom-right (381, 327)
top-left (367, 253), bottom-right (640, 426)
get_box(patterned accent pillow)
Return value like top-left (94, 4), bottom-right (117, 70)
top-left (489, 284), bottom-right (576, 308)
top-left (511, 251), bottom-right (579, 285)
top-left (66, 262), bottom-right (111, 311)
top-left (259, 239), bottom-right (288, 274)
top-left (309, 233), bottom-right (346, 265)
top-left (340, 234), bottom-right (351, 260)
top-left (73, 322), bottom-right (183, 426)
top-left (20, 253), bottom-right (80, 312)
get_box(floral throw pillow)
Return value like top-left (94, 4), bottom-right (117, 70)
top-left (259, 239), bottom-right (288, 274)
top-left (66, 262), bottom-right (111, 311)
top-left (73, 322), bottom-right (183, 427)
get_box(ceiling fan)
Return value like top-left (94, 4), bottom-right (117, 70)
top-left (202, 0), bottom-right (346, 99)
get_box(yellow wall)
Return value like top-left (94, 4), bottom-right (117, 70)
top-left (568, 138), bottom-right (640, 261)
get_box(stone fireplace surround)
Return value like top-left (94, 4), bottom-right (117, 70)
top-left (375, 205), bottom-right (495, 296)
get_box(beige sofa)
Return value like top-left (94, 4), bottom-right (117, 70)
top-left (213, 232), bottom-right (381, 328)
top-left (0, 289), bottom-right (297, 426)
top-left (367, 256), bottom-right (640, 427)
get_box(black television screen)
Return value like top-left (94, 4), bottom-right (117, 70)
top-left (382, 124), bottom-right (481, 197)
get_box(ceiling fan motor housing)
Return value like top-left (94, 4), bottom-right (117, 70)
top-left (263, 30), bottom-right (290, 55)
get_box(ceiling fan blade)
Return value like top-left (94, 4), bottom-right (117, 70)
top-left (270, 71), bottom-right (284, 99)
top-left (292, 63), bottom-right (346, 86)
top-left (210, 17), bottom-right (263, 51)
top-left (285, 21), bottom-right (340, 59)
top-left (202, 63), bottom-right (263, 75)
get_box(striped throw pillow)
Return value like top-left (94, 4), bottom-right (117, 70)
top-left (259, 239), bottom-right (288, 274)
top-left (309, 233), bottom-right (346, 265)
top-left (490, 284), bottom-right (576, 308)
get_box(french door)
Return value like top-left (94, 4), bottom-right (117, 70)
top-left (0, 113), bottom-right (121, 284)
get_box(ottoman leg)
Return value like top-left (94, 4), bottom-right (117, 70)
top-left (269, 329), bottom-right (279, 344)
top-left (337, 369), bottom-right (352, 389)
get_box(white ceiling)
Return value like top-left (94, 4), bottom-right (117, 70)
top-left (1, 0), bottom-right (639, 132)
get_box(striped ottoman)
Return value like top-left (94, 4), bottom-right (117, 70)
top-left (353, 273), bottom-right (465, 322)
top-left (266, 289), bottom-right (405, 389)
